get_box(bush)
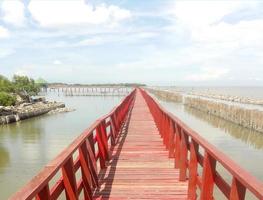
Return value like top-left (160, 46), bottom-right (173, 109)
top-left (0, 75), bottom-right (15, 93)
top-left (0, 92), bottom-right (16, 106)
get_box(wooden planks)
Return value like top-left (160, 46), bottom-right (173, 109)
top-left (94, 91), bottom-right (188, 199)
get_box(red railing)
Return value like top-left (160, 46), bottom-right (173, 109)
top-left (10, 89), bottom-right (136, 200)
top-left (141, 89), bottom-right (263, 200)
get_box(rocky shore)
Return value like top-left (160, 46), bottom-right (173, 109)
top-left (0, 101), bottom-right (66, 125)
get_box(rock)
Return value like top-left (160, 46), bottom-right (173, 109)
top-left (0, 101), bottom-right (67, 125)
top-left (48, 107), bottom-right (75, 115)
top-left (31, 96), bottom-right (46, 103)
top-left (15, 94), bottom-right (25, 105)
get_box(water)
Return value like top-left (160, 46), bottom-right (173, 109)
top-left (1, 89), bottom-right (263, 199)
top-left (156, 97), bottom-right (263, 199)
top-left (0, 92), bottom-right (122, 199)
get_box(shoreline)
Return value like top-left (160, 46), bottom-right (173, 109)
top-left (0, 101), bottom-right (66, 125)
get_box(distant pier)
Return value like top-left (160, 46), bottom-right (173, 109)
top-left (41, 86), bottom-right (132, 96)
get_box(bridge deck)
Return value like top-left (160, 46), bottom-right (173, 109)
top-left (94, 91), bottom-right (188, 199)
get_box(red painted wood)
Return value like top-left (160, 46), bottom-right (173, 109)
top-left (141, 88), bottom-right (263, 200)
top-left (230, 178), bottom-right (246, 200)
top-left (179, 130), bottom-right (188, 181)
top-left (168, 119), bottom-right (175, 158)
top-left (174, 123), bottom-right (181, 169)
top-left (9, 89), bottom-right (263, 200)
top-left (200, 152), bottom-right (216, 200)
top-left (62, 157), bottom-right (78, 200)
top-left (36, 185), bottom-right (50, 200)
top-left (188, 139), bottom-right (199, 199)
top-left (79, 143), bottom-right (93, 200)
top-left (94, 90), bottom-right (188, 199)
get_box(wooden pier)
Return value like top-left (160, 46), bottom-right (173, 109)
top-left (41, 87), bottom-right (131, 96)
top-left (10, 89), bottom-right (263, 200)
top-left (93, 90), bottom-right (187, 199)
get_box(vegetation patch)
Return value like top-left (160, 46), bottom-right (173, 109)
top-left (0, 92), bottom-right (16, 106)
top-left (0, 74), bottom-right (44, 106)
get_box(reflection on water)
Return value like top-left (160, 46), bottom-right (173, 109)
top-left (0, 146), bottom-right (10, 173)
top-left (0, 94), bottom-right (122, 199)
top-left (184, 106), bottom-right (263, 149)
top-left (1, 118), bottom-right (43, 143)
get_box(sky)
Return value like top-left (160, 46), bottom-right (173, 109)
top-left (0, 0), bottom-right (263, 86)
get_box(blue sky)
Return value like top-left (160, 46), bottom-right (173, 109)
top-left (0, 0), bottom-right (263, 85)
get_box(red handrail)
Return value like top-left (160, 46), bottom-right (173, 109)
top-left (9, 89), bottom-right (136, 200)
top-left (141, 89), bottom-right (263, 200)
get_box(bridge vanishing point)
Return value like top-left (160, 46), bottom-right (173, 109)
top-left (10, 89), bottom-right (263, 200)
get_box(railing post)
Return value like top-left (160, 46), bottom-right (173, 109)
top-left (164, 115), bottom-right (170, 149)
top-left (85, 139), bottom-right (99, 187)
top-left (179, 130), bottom-right (188, 181)
top-left (96, 125), bottom-right (107, 169)
top-left (36, 185), bottom-right (50, 200)
top-left (200, 152), bottom-right (216, 200)
top-left (174, 123), bottom-right (181, 168)
top-left (168, 119), bottom-right (175, 158)
top-left (229, 178), bottom-right (246, 200)
top-left (160, 112), bottom-right (164, 138)
top-left (88, 134), bottom-right (95, 156)
top-left (188, 139), bottom-right (199, 199)
top-left (110, 117), bottom-right (117, 146)
top-left (62, 157), bottom-right (78, 200)
top-left (79, 142), bottom-right (93, 200)
top-left (100, 121), bottom-right (110, 160)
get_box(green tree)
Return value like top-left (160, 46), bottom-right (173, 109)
top-left (0, 75), bottom-right (15, 93)
top-left (12, 75), bottom-right (40, 95)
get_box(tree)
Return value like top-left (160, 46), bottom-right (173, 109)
top-left (12, 75), bottom-right (40, 95)
top-left (0, 75), bottom-right (15, 93)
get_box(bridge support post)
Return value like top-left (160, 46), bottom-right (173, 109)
top-left (62, 157), bottom-right (78, 200)
top-left (174, 123), bottom-right (181, 168)
top-left (200, 152), bottom-right (216, 200)
top-left (79, 142), bottom-right (96, 200)
top-left (36, 185), bottom-right (50, 200)
top-left (168, 120), bottom-right (175, 158)
top-left (179, 130), bottom-right (188, 181)
top-left (229, 178), bottom-right (246, 200)
top-left (188, 139), bottom-right (199, 199)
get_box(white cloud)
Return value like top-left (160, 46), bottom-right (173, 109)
top-left (0, 26), bottom-right (9, 38)
top-left (28, 0), bottom-right (131, 27)
top-left (53, 60), bottom-right (62, 65)
top-left (185, 67), bottom-right (229, 81)
top-left (76, 31), bottom-right (158, 47)
top-left (170, 1), bottom-right (263, 45)
top-left (1, 0), bottom-right (26, 26)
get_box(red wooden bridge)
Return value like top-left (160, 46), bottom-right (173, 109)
top-left (10, 89), bottom-right (263, 200)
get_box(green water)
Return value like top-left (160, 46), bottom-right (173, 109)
top-left (0, 93), bottom-right (122, 199)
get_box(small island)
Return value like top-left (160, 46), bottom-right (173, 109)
top-left (0, 74), bottom-right (67, 125)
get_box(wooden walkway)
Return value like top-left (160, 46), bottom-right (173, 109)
top-left (94, 90), bottom-right (188, 199)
